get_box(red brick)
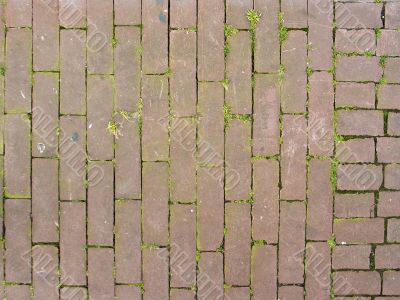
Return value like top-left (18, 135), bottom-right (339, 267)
top-left (32, 159), bottom-right (58, 243)
top-left (333, 271), bottom-right (381, 295)
top-left (279, 286), bottom-right (304, 299)
top-left (387, 218), bottom-right (400, 243)
top-left (116, 286), bottom-right (141, 300)
top-left (252, 245), bottom-right (277, 300)
top-left (5, 285), bottom-right (31, 299)
top-left (88, 248), bottom-right (114, 300)
top-left (376, 245), bottom-right (400, 269)
top-left (59, 0), bottom-right (86, 28)
top-left (337, 110), bottom-right (384, 136)
top-left (336, 56), bottom-right (382, 82)
top-left (143, 162), bottom-right (169, 245)
top-left (385, 164), bottom-right (400, 189)
top-left (114, 0), bottom-right (141, 25)
top-left (5, 0), bottom-right (31, 27)
top-left (32, 245), bottom-right (58, 300)
top-left (336, 139), bottom-right (375, 163)
top-left (60, 287), bottom-right (87, 300)
top-left (377, 138), bottom-right (400, 163)
top-left (279, 201), bottom-right (306, 284)
top-left (378, 191), bottom-right (400, 217)
top-left (383, 271), bottom-right (400, 295)
top-left (282, 0), bottom-right (307, 28)
top-left (197, 252), bottom-right (224, 300)
top-left (337, 164), bottom-right (383, 191)
top-left (335, 82), bottom-right (375, 109)
top-left (143, 248), bottom-right (169, 300)
top-left (226, 0), bottom-right (251, 29)
top-left (170, 289), bottom-right (195, 300)
top-left (377, 30), bottom-right (400, 56)
top-left (281, 115), bottom-right (307, 200)
top-left (335, 29), bottom-right (376, 54)
top-left (378, 85), bottom-right (400, 110)
top-left (142, 0), bottom-right (168, 74)
top-left (334, 218), bottom-right (384, 244)
top-left (386, 58), bottom-right (400, 84)
top-left (335, 3), bottom-right (382, 29)
top-left (115, 200), bottom-right (141, 284)
top-left (332, 245), bottom-right (371, 270)
top-left (281, 31), bottom-right (307, 113)
top-left (225, 287), bottom-right (250, 300)
top-left (386, 2), bottom-right (400, 29)
top-left (334, 193), bottom-right (375, 218)
top-left (388, 113), bottom-right (400, 136)
top-left (225, 203), bottom-right (251, 286)
top-left (170, 0), bottom-right (196, 28)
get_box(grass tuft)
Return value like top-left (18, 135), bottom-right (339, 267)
top-left (278, 12), bottom-right (289, 44)
top-left (107, 120), bottom-right (121, 138)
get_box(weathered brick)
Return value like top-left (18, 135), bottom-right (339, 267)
top-left (59, 0), bottom-right (86, 28)
top-left (385, 163), bottom-right (400, 189)
top-left (60, 30), bottom-right (86, 115)
top-left (336, 56), bottom-right (382, 82)
top-left (253, 74), bottom-right (280, 156)
top-left (170, 204), bottom-right (196, 288)
top-left (252, 245), bottom-right (277, 299)
top-left (278, 286), bottom-right (304, 299)
top-left (88, 161), bottom-right (113, 246)
top-left (335, 83), bottom-right (375, 109)
top-left (378, 191), bottom-right (400, 217)
top-left (385, 58), bottom-right (400, 84)
top-left (197, 252), bottom-right (224, 300)
top-left (60, 287), bottom-right (87, 300)
top-left (116, 286), bottom-right (141, 300)
top-left (226, 0), bottom-right (251, 29)
top-left (198, 0), bottom-right (224, 81)
top-left (115, 26), bottom-right (141, 112)
top-left (59, 116), bottom-right (86, 200)
top-left (170, 0), bottom-right (196, 28)
top-left (32, 159), bottom-right (58, 243)
top-left (281, 115), bottom-right (307, 200)
top-left (32, 73), bottom-right (59, 157)
top-left (335, 3), bottom-right (382, 29)
top-left (142, 0), bottom-right (168, 73)
top-left (0, 158), bottom-right (3, 238)
top-left (226, 31), bottom-right (252, 114)
top-left (279, 201), bottom-right (306, 284)
top-left (143, 162), bottom-right (169, 245)
top-left (333, 271), bottom-right (381, 295)
top-left (32, 245), bottom-right (58, 300)
top-left (336, 139), bottom-right (375, 163)
top-left (386, 2), bottom-right (400, 29)
top-left (337, 110), bottom-right (384, 136)
top-left (388, 113), bottom-right (400, 136)
top-left (114, 0), bottom-right (141, 25)
top-left (377, 30), bottom-right (400, 56)
top-left (337, 164), bottom-right (380, 192)
top-left (225, 120), bottom-right (251, 201)
top-left (281, 31), bottom-right (307, 113)
top-left (170, 31), bottom-right (196, 117)
top-left (383, 271), bottom-right (400, 295)
top-left (388, 218), bottom-right (400, 243)
top-left (332, 245), bottom-right (371, 270)
top-left (378, 85), bottom-right (400, 110)
top-left (60, 202), bottom-right (86, 285)
top-left (5, 28), bottom-right (31, 113)
top-left (88, 248), bottom-right (114, 300)
top-left (115, 200), bottom-right (141, 284)
top-left (5, 199), bottom-right (31, 284)
top-left (5, 285), bottom-right (31, 299)
top-left (377, 138), bottom-right (400, 163)
top-left (170, 289), bottom-right (195, 300)
top-left (87, 0), bottom-right (113, 74)
top-left (143, 248), bottom-right (169, 300)
top-left (225, 287), bottom-right (250, 300)
top-left (5, 0), bottom-right (31, 27)
top-left (282, 0), bottom-right (307, 28)
top-left (5, 114), bottom-right (31, 197)
top-left (335, 29), bottom-right (376, 54)
top-left (334, 193), bottom-right (375, 218)
top-left (33, 0), bottom-right (59, 71)
top-left (375, 245), bottom-right (400, 269)
top-left (142, 75), bottom-right (169, 161)
top-left (334, 218), bottom-right (384, 244)
top-left (225, 203), bottom-right (251, 286)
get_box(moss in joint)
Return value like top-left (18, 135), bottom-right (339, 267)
top-left (278, 12), bottom-right (289, 44)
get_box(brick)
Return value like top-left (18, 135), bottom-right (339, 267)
top-left (60, 287), bottom-right (87, 300)
top-left (32, 245), bottom-right (58, 300)
top-left (32, 159), bottom-right (58, 243)
top-left (308, 72), bottom-right (334, 156)
top-left (279, 286), bottom-right (304, 299)
top-left (335, 29), bottom-right (376, 54)
top-left (336, 56), bottom-right (382, 82)
top-left (225, 287), bottom-right (250, 300)
top-left (378, 191), bottom-right (400, 217)
top-left (386, 58), bottom-right (400, 84)
top-left (59, 116), bottom-right (86, 200)
top-left (332, 245), bottom-right (371, 270)
top-left (377, 30), bottom-right (400, 56)
top-left (252, 245), bottom-right (277, 299)
top-left (142, 0), bottom-right (168, 73)
top-left (225, 203), bottom-right (251, 286)
top-left (170, 119), bottom-right (196, 203)
top-left (307, 160), bottom-right (333, 240)
top-left (143, 162), bottom-right (169, 245)
top-left (253, 74), bottom-right (280, 156)
top-left (0, 158), bottom-right (3, 237)
top-left (143, 248), bottom-right (169, 300)
top-left (388, 218), bottom-right (400, 243)
top-left (226, 0), bottom-right (252, 29)
top-left (116, 286), bottom-right (141, 300)
top-left (170, 0), bottom-right (196, 28)
top-left (5, 28), bottom-right (31, 113)
top-left (5, 114), bottom-right (31, 197)
top-left (385, 164), bottom-right (400, 189)
top-left (142, 76), bottom-right (169, 161)
top-left (254, 0), bottom-right (279, 72)
top-left (252, 159), bottom-right (279, 243)
top-left (88, 248), bottom-right (114, 300)
top-left (225, 120), bottom-right (251, 201)
top-left (226, 31), bottom-right (252, 114)
top-left (115, 26), bottom-right (141, 112)
top-left (170, 31), bottom-right (196, 117)
top-left (33, 0), bottom-right (59, 71)
top-left (170, 289), bottom-right (195, 300)
top-left (336, 3), bottom-right (382, 29)
top-left (377, 138), bottom-right (400, 163)
top-left (59, 0), bottom-right (86, 28)
top-left (5, 286), bottom-right (31, 299)
top-left (32, 73), bottom-right (59, 157)
top-left (336, 139), bottom-right (375, 163)
top-left (333, 271), bottom-right (381, 295)
top-left (386, 2), bottom-right (400, 29)
top-left (337, 164), bottom-right (380, 192)
top-left (383, 271), bottom-right (400, 295)
top-left (375, 298), bottom-right (400, 300)
top-left (334, 193), bottom-right (375, 218)
top-left (281, 31), bottom-right (307, 113)
top-left (115, 201), bottom-right (141, 284)
top-left (279, 202), bottom-right (306, 284)
top-left (282, 0), bottom-right (307, 28)
top-left (5, 199), bottom-right (31, 283)
top-left (60, 202), bottom-right (86, 285)
top-left (198, 0), bottom-right (224, 81)
top-left (378, 85), bottom-right (400, 110)
top-left (114, 0), bottom-right (141, 25)
top-left (5, 0), bottom-right (31, 27)
top-left (376, 245), bottom-right (400, 269)
top-left (197, 252), bottom-right (224, 300)
top-left (88, 161), bottom-right (113, 246)
top-left (334, 218), bottom-right (384, 244)
top-left (388, 113), bottom-right (400, 136)
top-left (337, 110), bottom-right (384, 136)
top-left (335, 83), bottom-right (375, 109)
top-left (87, 0), bottom-right (113, 74)
top-left (60, 30), bottom-right (86, 115)
top-left (281, 115), bottom-right (307, 200)
top-left (197, 167), bottom-right (224, 251)
top-left (170, 204), bottom-right (196, 288)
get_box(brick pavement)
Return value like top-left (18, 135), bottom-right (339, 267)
top-left (1, 0), bottom-right (400, 299)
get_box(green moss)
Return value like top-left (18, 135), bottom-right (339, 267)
top-left (111, 36), bottom-right (118, 48)
top-left (278, 12), bottom-right (288, 44)
top-left (327, 234), bottom-right (336, 249)
top-left (0, 66), bottom-right (5, 76)
top-left (278, 64), bottom-right (285, 83)
top-left (107, 120), bottom-right (121, 138)
top-left (224, 284), bottom-right (232, 290)
top-left (375, 28), bottom-right (382, 39)
top-left (306, 67), bottom-right (314, 77)
top-left (247, 9), bottom-right (261, 29)
top-left (379, 56), bottom-right (387, 69)
top-left (364, 50), bottom-right (374, 57)
top-left (252, 240), bottom-right (267, 246)
top-left (221, 79), bottom-right (230, 91)
top-left (224, 24), bottom-right (239, 38)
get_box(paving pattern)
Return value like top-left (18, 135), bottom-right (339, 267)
top-left (0, 0), bottom-right (400, 299)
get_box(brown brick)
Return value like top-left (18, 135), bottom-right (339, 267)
top-left (252, 245), bottom-right (277, 299)
top-left (225, 287), bottom-right (250, 300)
top-left (116, 286), bottom-right (141, 300)
top-left (114, 0), bottom-right (141, 25)
top-left (335, 29), bottom-right (376, 54)
top-left (32, 245), bottom-right (58, 300)
top-left (377, 30), bottom-right (400, 56)
top-left (60, 288), bottom-right (87, 300)
top-left (5, 0), bottom-right (32, 27)
top-left (226, 0), bottom-right (252, 29)
top-left (383, 271), bottom-right (400, 295)
top-left (336, 56), bottom-right (382, 82)
top-left (385, 164), bottom-right (400, 189)
top-left (334, 193), bottom-right (375, 218)
top-left (170, 289), bottom-right (195, 300)
top-left (337, 110), bottom-right (384, 136)
top-left (335, 83), bottom-right (375, 109)
top-left (332, 245), bottom-right (371, 270)
top-left (88, 248), bottom-right (114, 300)
top-left (336, 138), bottom-right (375, 163)
top-left (378, 85), bottom-right (400, 110)
top-left (387, 218), bottom-right (400, 243)
top-left (279, 286), bottom-right (304, 299)
top-left (386, 2), bottom-right (400, 29)
top-left (337, 164), bottom-right (383, 191)
top-left (376, 245), bottom-right (400, 269)
top-left (59, 0), bottom-right (86, 28)
top-left (143, 248), bottom-right (169, 300)
top-left (336, 3), bottom-right (382, 29)
top-left (5, 285), bottom-right (31, 300)
top-left (388, 113), bottom-right (400, 136)
top-left (282, 0), bottom-right (307, 28)
top-left (377, 138), bottom-right (400, 163)
top-left (378, 191), bottom-right (400, 217)
top-left (333, 271), bottom-right (381, 295)
top-left (170, 0), bottom-right (196, 28)
top-left (197, 252), bottom-right (224, 300)
top-left (385, 58), bottom-right (400, 84)
top-left (334, 218), bottom-right (384, 244)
